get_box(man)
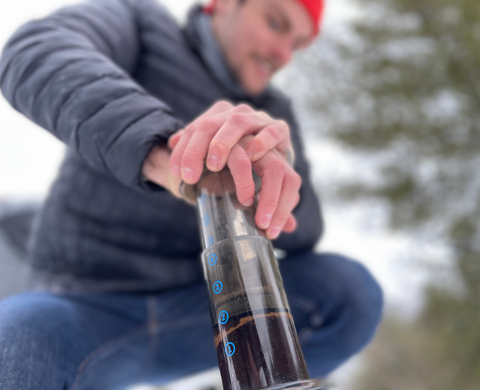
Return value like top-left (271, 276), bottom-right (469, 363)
top-left (0, 0), bottom-right (383, 389)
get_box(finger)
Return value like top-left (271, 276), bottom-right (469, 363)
top-left (293, 193), bottom-right (300, 209)
top-left (168, 130), bottom-right (184, 150)
top-left (169, 101), bottom-right (234, 179)
top-left (180, 116), bottom-right (224, 184)
top-left (207, 105), bottom-right (270, 172)
top-left (169, 125), bottom-right (195, 178)
top-left (282, 188), bottom-right (300, 233)
top-left (227, 144), bottom-right (256, 206)
top-left (252, 152), bottom-right (287, 231)
top-left (280, 193), bottom-right (299, 234)
top-left (180, 106), bottom-right (249, 183)
top-left (265, 167), bottom-right (302, 239)
top-left (171, 112), bottom-right (232, 183)
top-left (243, 120), bottom-right (290, 162)
top-left (205, 100), bottom-right (235, 116)
top-left (283, 214), bottom-right (297, 233)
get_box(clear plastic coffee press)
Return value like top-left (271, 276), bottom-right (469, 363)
top-left (180, 167), bottom-right (324, 390)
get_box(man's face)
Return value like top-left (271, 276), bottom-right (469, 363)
top-left (211, 0), bottom-right (314, 96)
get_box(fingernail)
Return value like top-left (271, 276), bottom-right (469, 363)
top-left (269, 226), bottom-right (281, 239)
top-left (208, 154), bottom-right (219, 170)
top-left (183, 167), bottom-right (194, 182)
top-left (171, 165), bottom-right (180, 177)
top-left (245, 148), bottom-right (253, 160)
top-left (260, 214), bottom-right (272, 229)
top-left (245, 198), bottom-right (254, 207)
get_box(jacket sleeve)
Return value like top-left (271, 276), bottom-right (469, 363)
top-left (0, 0), bottom-right (183, 192)
top-left (274, 101), bottom-right (324, 252)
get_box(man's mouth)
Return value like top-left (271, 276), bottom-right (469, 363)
top-left (253, 55), bottom-right (275, 78)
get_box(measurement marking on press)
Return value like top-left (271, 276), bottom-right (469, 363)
top-left (213, 281), bottom-right (223, 294)
top-left (225, 342), bottom-right (235, 356)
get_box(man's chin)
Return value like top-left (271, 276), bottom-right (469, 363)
top-left (242, 80), bottom-right (269, 97)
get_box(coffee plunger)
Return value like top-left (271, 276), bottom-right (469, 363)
top-left (181, 167), bottom-right (324, 390)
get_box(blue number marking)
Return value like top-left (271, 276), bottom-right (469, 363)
top-left (213, 281), bottom-right (223, 294)
top-left (225, 342), bottom-right (235, 356)
top-left (207, 236), bottom-right (214, 247)
top-left (199, 193), bottom-right (207, 206)
top-left (203, 214), bottom-right (210, 226)
top-left (208, 253), bottom-right (217, 266)
top-left (219, 310), bottom-right (229, 324)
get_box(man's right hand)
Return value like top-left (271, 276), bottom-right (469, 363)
top-left (142, 145), bottom-right (183, 199)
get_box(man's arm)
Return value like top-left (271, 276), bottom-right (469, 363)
top-left (0, 0), bottom-right (182, 191)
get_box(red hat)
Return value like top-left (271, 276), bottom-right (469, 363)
top-left (203, 0), bottom-right (325, 36)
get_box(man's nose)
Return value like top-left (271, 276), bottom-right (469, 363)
top-left (273, 39), bottom-right (294, 66)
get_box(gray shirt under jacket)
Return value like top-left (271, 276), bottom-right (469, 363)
top-left (0, 0), bottom-right (324, 293)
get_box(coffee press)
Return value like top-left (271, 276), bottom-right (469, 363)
top-left (181, 167), bottom-right (324, 390)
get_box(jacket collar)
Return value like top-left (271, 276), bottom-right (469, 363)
top-left (182, 4), bottom-right (273, 107)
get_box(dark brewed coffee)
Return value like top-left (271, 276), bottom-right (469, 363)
top-left (213, 308), bottom-right (310, 390)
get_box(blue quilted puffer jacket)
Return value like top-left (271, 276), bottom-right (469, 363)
top-left (0, 0), bottom-right (323, 293)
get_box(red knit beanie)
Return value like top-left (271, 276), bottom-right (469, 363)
top-left (203, 0), bottom-right (325, 36)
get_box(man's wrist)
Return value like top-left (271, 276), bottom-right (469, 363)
top-left (142, 144), bottom-right (172, 189)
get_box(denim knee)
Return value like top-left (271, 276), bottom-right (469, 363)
top-left (326, 253), bottom-right (384, 355)
top-left (282, 251), bottom-right (384, 376)
top-left (336, 260), bottom-right (384, 353)
top-left (0, 292), bottom-right (78, 389)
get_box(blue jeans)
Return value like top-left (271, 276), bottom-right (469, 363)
top-left (0, 252), bottom-right (383, 390)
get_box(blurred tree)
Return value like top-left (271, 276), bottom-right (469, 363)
top-left (282, 0), bottom-right (480, 388)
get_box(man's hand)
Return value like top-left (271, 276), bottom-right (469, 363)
top-left (168, 100), bottom-right (295, 208)
top-left (227, 135), bottom-right (301, 239)
top-left (169, 128), bottom-right (301, 240)
top-left (142, 145), bottom-right (183, 199)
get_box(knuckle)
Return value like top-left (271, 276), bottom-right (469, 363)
top-left (271, 158), bottom-right (287, 173)
top-left (229, 112), bottom-right (248, 128)
top-left (290, 171), bottom-right (302, 189)
top-left (264, 125), bottom-right (279, 139)
top-left (199, 117), bottom-right (217, 131)
top-left (234, 156), bottom-right (252, 172)
top-left (210, 137), bottom-right (230, 154)
top-left (274, 121), bottom-right (290, 140)
top-left (170, 147), bottom-right (181, 161)
top-left (275, 209), bottom-right (290, 222)
top-left (235, 103), bottom-right (252, 113)
top-left (182, 147), bottom-right (198, 162)
top-left (184, 123), bottom-right (197, 135)
top-left (267, 198), bottom-right (279, 209)
top-left (278, 120), bottom-right (289, 132)
top-left (216, 100), bottom-right (233, 110)
top-left (252, 135), bottom-right (268, 151)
